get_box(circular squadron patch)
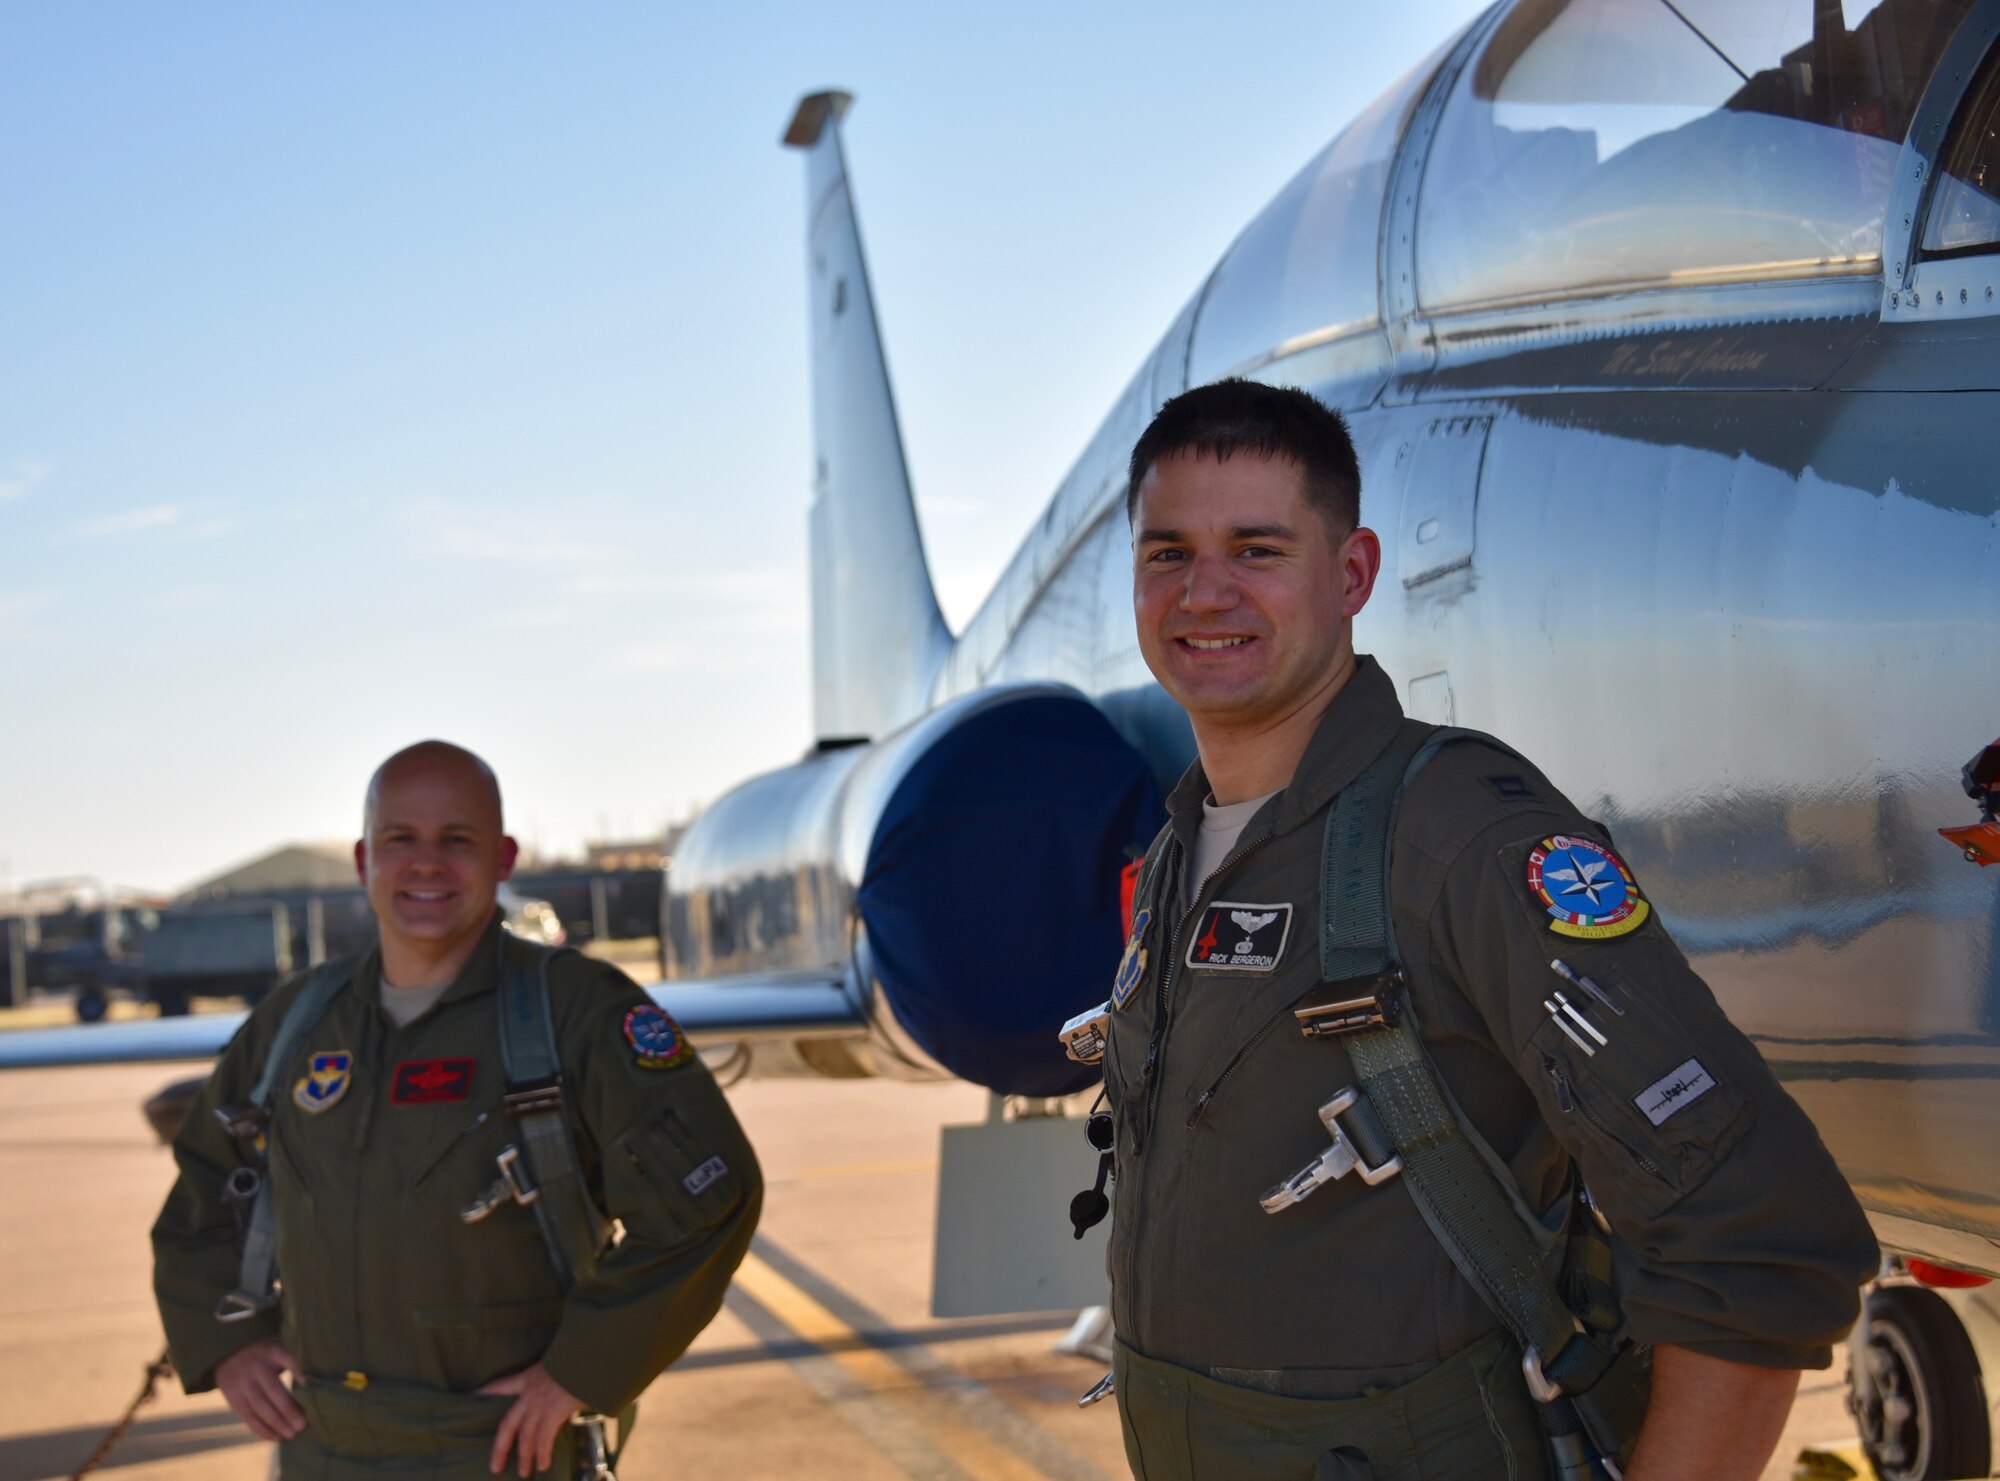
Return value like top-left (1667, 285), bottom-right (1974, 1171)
top-left (1526, 836), bottom-right (1651, 940)
top-left (1111, 909), bottom-right (1151, 1011)
top-left (623, 1005), bottom-right (694, 1069)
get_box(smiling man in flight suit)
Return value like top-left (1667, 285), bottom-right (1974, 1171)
top-left (152, 741), bottom-right (761, 1479)
top-left (1098, 380), bottom-right (1877, 1480)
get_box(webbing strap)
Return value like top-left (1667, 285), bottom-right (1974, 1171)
top-left (1319, 722), bottom-right (1431, 984)
top-left (496, 940), bottom-right (608, 1292)
top-left (247, 961), bottom-right (352, 1116)
top-left (1329, 726), bottom-right (1615, 1397)
top-left (222, 960), bottom-right (351, 1320)
top-left (1345, 1021), bottom-right (1594, 1379)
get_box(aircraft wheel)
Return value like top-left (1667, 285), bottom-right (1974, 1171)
top-left (74, 987), bottom-right (107, 1023)
top-left (1848, 1284), bottom-right (1991, 1481)
top-left (153, 986), bottom-right (191, 1018)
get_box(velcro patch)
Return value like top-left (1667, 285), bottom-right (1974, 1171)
top-left (1112, 908), bottom-right (1151, 1010)
top-left (1634, 1058), bottom-right (1716, 1126)
top-left (682, 1155), bottom-right (729, 1195)
top-left (294, 1051), bottom-right (353, 1114)
top-left (1525, 835), bottom-right (1651, 940)
top-left (624, 1004), bottom-right (694, 1069)
top-left (391, 1058), bottom-right (474, 1105)
top-left (1184, 902), bottom-right (1292, 973)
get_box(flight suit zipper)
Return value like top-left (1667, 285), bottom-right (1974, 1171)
top-left (1186, 1008), bottom-right (1291, 1129)
top-left (412, 1111), bottom-right (492, 1190)
top-left (1126, 827), bottom-right (1270, 1333)
top-left (1543, 1055), bottom-right (1575, 1114)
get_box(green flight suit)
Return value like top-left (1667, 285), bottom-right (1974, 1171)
top-left (1101, 657), bottom-right (1878, 1480)
top-left (152, 918), bottom-right (762, 1480)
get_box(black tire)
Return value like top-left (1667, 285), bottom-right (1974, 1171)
top-left (153, 986), bottom-right (191, 1018)
top-left (74, 986), bottom-right (107, 1023)
top-left (1848, 1284), bottom-right (1992, 1481)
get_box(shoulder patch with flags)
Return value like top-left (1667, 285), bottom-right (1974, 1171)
top-left (623, 1004), bottom-right (694, 1069)
top-left (1525, 835), bottom-right (1651, 940)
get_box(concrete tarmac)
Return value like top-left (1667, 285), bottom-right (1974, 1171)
top-left (0, 1059), bottom-right (1865, 1481)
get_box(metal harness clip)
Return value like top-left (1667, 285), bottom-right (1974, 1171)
top-left (461, 1144), bottom-right (542, 1224)
top-left (504, 1079), bottom-right (564, 1117)
top-left (1293, 969), bottom-right (1404, 1039)
top-left (1521, 1345), bottom-right (1564, 1402)
top-left (214, 1288), bottom-right (279, 1323)
top-left (1259, 1087), bottom-right (1403, 1212)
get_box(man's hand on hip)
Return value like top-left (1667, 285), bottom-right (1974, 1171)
top-left (479, 1361), bottom-right (584, 1478)
top-left (214, 1335), bottom-right (305, 1442)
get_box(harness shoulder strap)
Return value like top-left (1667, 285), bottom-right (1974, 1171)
top-left (495, 937), bottom-right (610, 1291)
top-left (216, 959), bottom-right (352, 1322)
top-left (1324, 727), bottom-right (1618, 1398)
top-left (247, 960), bottom-right (354, 1112)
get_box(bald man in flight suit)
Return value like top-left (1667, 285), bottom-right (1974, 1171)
top-left (153, 741), bottom-right (761, 1479)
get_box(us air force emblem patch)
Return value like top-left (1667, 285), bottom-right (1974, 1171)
top-left (1526, 835), bottom-right (1651, 940)
top-left (293, 1051), bottom-right (353, 1114)
top-left (1185, 902), bottom-right (1293, 972)
top-left (623, 1005), bottom-right (694, 1069)
top-left (1112, 909), bottom-right (1151, 1010)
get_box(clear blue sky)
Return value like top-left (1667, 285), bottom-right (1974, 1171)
top-left (0, 2), bottom-right (1490, 894)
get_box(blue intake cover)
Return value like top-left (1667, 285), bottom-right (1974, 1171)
top-left (857, 695), bottom-right (1164, 1097)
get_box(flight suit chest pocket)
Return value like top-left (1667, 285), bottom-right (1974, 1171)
top-left (1526, 965), bottom-right (1752, 1218)
top-left (617, 1104), bottom-right (744, 1243)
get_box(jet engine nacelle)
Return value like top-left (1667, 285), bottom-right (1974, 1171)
top-left (664, 683), bottom-right (1164, 1096)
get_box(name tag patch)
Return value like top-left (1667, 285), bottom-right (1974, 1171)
top-left (1634, 1058), bottom-right (1716, 1126)
top-left (1185, 902), bottom-right (1292, 973)
top-left (392, 1058), bottom-right (475, 1105)
top-left (683, 1155), bottom-right (729, 1195)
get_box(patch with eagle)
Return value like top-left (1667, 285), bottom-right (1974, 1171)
top-left (1184, 902), bottom-right (1293, 973)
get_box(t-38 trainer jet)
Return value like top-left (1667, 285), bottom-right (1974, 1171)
top-left (8, 3), bottom-right (2000, 1472)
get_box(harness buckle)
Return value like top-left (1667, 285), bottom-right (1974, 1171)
top-left (504, 1078), bottom-right (564, 1117)
top-left (213, 1103), bottom-right (269, 1143)
top-left (1259, 1087), bottom-right (1403, 1213)
top-left (1059, 1001), bottom-right (1112, 1065)
top-left (1521, 1345), bottom-right (1564, 1403)
top-left (461, 1144), bottom-right (543, 1224)
top-left (570, 1411), bottom-right (618, 1481)
top-left (1293, 968), bottom-right (1405, 1039)
top-left (214, 1288), bottom-right (279, 1324)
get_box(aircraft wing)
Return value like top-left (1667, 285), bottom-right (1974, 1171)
top-left (0, 971), bottom-right (865, 1070)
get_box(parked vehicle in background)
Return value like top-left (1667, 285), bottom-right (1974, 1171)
top-left (70, 902), bottom-right (292, 1022)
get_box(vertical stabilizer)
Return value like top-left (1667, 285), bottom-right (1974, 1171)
top-left (785, 92), bottom-right (952, 743)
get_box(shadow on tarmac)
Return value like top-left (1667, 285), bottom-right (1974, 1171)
top-left (0, 1408), bottom-right (258, 1479)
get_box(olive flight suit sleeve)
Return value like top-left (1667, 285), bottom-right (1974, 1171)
top-left (1417, 778), bottom-right (1878, 1371)
top-left (150, 999), bottom-right (286, 1392)
top-left (537, 963), bottom-right (763, 1414)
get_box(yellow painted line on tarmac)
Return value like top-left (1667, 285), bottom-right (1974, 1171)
top-left (1789, 1440), bottom-right (1868, 1480)
top-left (733, 1250), bottom-right (1058, 1481)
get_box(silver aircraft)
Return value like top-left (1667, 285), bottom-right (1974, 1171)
top-left (7, 1), bottom-right (2000, 1472)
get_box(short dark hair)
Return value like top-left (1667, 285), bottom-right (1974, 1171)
top-left (1125, 379), bottom-right (1361, 532)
